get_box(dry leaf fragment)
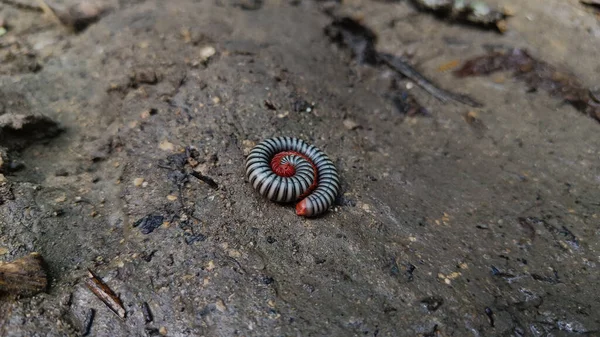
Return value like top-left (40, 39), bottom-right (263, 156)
top-left (0, 252), bottom-right (48, 297)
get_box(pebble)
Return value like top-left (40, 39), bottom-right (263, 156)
top-left (343, 119), bottom-right (360, 130)
top-left (159, 326), bottom-right (167, 336)
top-left (159, 140), bottom-right (175, 151)
top-left (206, 260), bottom-right (216, 271)
top-left (0, 174), bottom-right (5, 183)
top-left (166, 195), bottom-right (178, 201)
top-left (242, 139), bottom-right (256, 156)
top-left (54, 195), bottom-right (67, 203)
top-left (215, 298), bottom-right (227, 313)
top-left (199, 46), bottom-right (216, 62)
top-left (447, 272), bottom-right (461, 279)
top-left (228, 249), bottom-right (241, 258)
top-left (140, 109), bottom-right (152, 119)
top-left (133, 178), bottom-right (144, 187)
top-left (0, 247), bottom-right (8, 255)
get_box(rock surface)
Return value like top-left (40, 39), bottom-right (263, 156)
top-left (0, 0), bottom-right (599, 336)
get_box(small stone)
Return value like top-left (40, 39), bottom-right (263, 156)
top-left (187, 157), bottom-right (199, 167)
top-left (447, 272), bottom-right (461, 279)
top-left (211, 96), bottom-right (221, 104)
top-left (54, 195), bottom-right (66, 203)
top-left (166, 195), bottom-right (178, 201)
top-left (0, 174), bottom-right (5, 183)
top-left (242, 139), bottom-right (256, 156)
top-left (458, 262), bottom-right (468, 269)
top-left (199, 46), bottom-right (216, 62)
top-left (180, 28), bottom-right (192, 42)
top-left (206, 260), bottom-right (215, 271)
top-left (90, 210), bottom-right (98, 217)
top-left (142, 181), bottom-right (148, 188)
top-left (0, 247), bottom-right (8, 255)
top-left (228, 250), bottom-right (241, 258)
top-left (159, 140), bottom-right (175, 151)
top-left (343, 119), bottom-right (360, 130)
top-left (215, 298), bottom-right (227, 313)
top-left (159, 326), bottom-right (167, 336)
top-left (133, 178), bottom-right (144, 187)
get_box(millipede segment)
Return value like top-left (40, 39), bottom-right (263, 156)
top-left (245, 137), bottom-right (341, 217)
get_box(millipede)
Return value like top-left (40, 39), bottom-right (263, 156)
top-left (245, 137), bottom-right (341, 217)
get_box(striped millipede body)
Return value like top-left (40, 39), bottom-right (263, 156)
top-left (245, 137), bottom-right (341, 217)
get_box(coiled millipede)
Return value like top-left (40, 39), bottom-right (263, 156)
top-left (245, 137), bottom-right (341, 217)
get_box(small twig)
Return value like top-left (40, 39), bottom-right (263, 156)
top-left (190, 171), bottom-right (219, 190)
top-left (379, 53), bottom-right (482, 107)
top-left (85, 269), bottom-right (126, 319)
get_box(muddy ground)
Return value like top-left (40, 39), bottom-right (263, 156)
top-left (1, 0), bottom-right (599, 336)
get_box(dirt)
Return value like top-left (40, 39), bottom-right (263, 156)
top-left (1, 0), bottom-right (599, 336)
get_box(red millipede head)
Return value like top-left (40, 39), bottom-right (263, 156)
top-left (296, 199), bottom-right (310, 216)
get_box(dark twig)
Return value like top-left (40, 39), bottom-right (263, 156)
top-left (380, 53), bottom-right (482, 107)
